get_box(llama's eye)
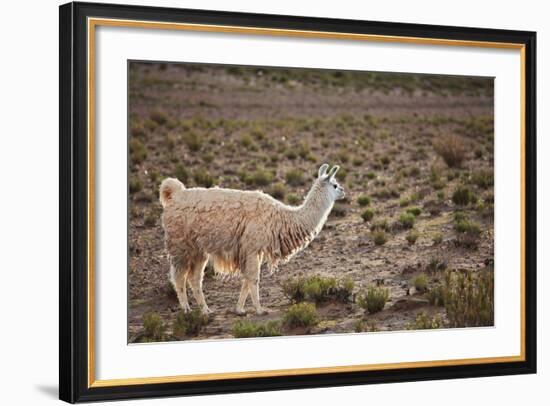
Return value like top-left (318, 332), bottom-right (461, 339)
top-left (333, 184), bottom-right (337, 189)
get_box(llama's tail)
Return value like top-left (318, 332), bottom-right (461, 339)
top-left (159, 177), bottom-right (185, 207)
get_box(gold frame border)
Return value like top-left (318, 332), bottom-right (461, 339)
top-left (87, 17), bottom-right (527, 388)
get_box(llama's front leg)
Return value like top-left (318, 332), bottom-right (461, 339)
top-left (188, 257), bottom-right (211, 315)
top-left (243, 254), bottom-right (268, 315)
top-left (235, 280), bottom-right (250, 315)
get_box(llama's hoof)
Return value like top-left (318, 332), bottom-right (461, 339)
top-left (255, 307), bottom-right (270, 315)
top-left (235, 307), bottom-right (247, 316)
top-left (181, 304), bottom-right (191, 313)
top-left (200, 307), bottom-right (212, 315)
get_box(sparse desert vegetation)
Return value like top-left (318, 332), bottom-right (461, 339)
top-left (128, 62), bottom-right (494, 342)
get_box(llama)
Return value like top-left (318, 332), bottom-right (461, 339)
top-left (159, 164), bottom-right (345, 315)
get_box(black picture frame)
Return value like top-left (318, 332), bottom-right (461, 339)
top-left (59, 1), bottom-right (537, 403)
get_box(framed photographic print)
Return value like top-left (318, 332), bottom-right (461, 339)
top-left (59, 1), bottom-right (537, 403)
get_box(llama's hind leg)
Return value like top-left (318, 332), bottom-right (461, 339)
top-left (235, 280), bottom-right (250, 315)
top-left (188, 255), bottom-right (211, 315)
top-left (170, 264), bottom-right (191, 312)
top-left (243, 254), bottom-right (267, 315)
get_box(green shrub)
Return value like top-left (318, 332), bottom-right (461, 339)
top-left (240, 134), bottom-right (254, 148)
top-left (173, 309), bottom-right (209, 337)
top-left (131, 122), bottom-right (146, 139)
top-left (357, 195), bottom-right (371, 207)
top-left (232, 320), bottom-right (282, 338)
top-left (287, 193), bottom-right (301, 205)
top-left (406, 230), bottom-right (420, 245)
top-left (432, 232), bottom-right (444, 245)
top-left (370, 218), bottom-right (389, 232)
top-left (366, 171), bottom-right (376, 179)
top-left (411, 273), bottom-right (428, 292)
top-left (144, 212), bottom-right (157, 227)
top-left (357, 286), bottom-right (389, 314)
top-left (129, 177), bottom-right (143, 194)
top-left (454, 216), bottom-right (482, 248)
top-left (427, 257), bottom-right (447, 273)
top-left (408, 166), bottom-right (421, 177)
top-left (361, 208), bottom-right (374, 222)
top-left (282, 276), bottom-right (354, 304)
top-left (285, 169), bottom-right (305, 186)
top-left (444, 268), bottom-right (494, 327)
top-left (297, 141), bottom-right (311, 160)
top-left (269, 182), bottom-right (286, 200)
top-left (193, 168), bottom-right (214, 188)
top-left (143, 312), bottom-right (165, 341)
top-left (470, 169), bottom-right (494, 189)
top-left (183, 132), bottom-right (203, 152)
top-left (150, 110), bottom-right (168, 125)
top-left (371, 230), bottom-right (389, 246)
top-left (452, 186), bottom-right (477, 206)
top-left (283, 303), bottom-right (318, 328)
top-left (399, 198), bottom-right (410, 207)
top-left (406, 312), bottom-right (443, 330)
top-left (241, 168), bottom-right (274, 187)
top-left (129, 139), bottom-right (147, 164)
top-left (352, 157), bottom-right (363, 167)
top-left (399, 212), bottom-right (416, 229)
top-left (433, 135), bottom-right (466, 168)
top-left (174, 164), bottom-right (189, 183)
top-left (427, 284), bottom-right (447, 306)
top-left (406, 207), bottom-right (422, 216)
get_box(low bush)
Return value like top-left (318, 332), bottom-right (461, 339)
top-left (174, 164), bottom-right (189, 183)
top-left (232, 320), bottom-right (282, 338)
top-left (173, 309), bottom-right (209, 337)
top-left (444, 268), bottom-right (494, 327)
top-left (361, 208), bottom-right (374, 222)
top-left (357, 195), bottom-right (371, 207)
top-left (285, 169), bottom-right (305, 186)
top-left (142, 312), bottom-right (165, 341)
top-left (406, 230), bottom-right (420, 245)
top-left (433, 135), bottom-right (466, 168)
top-left (193, 168), bottom-right (214, 188)
top-left (357, 286), bottom-right (389, 314)
top-left (283, 303), bottom-right (318, 328)
top-left (406, 312), bottom-right (443, 330)
top-left (150, 110), bottom-right (168, 125)
top-left (287, 193), bottom-right (301, 205)
top-left (129, 139), bottom-right (147, 164)
top-left (281, 276), bottom-right (354, 304)
top-left (183, 131), bottom-right (203, 152)
top-left (452, 186), bottom-right (477, 206)
top-left (470, 169), bottom-right (494, 189)
top-left (129, 177), bottom-right (143, 194)
top-left (269, 182), bottom-right (286, 200)
top-left (453, 214), bottom-right (482, 248)
top-left (399, 212), bottom-right (416, 229)
top-left (411, 273), bottom-right (429, 292)
top-left (371, 230), bottom-right (389, 246)
top-left (240, 168), bottom-right (274, 187)
top-left (406, 206), bottom-right (422, 217)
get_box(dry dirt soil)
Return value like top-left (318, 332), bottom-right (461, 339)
top-left (127, 62), bottom-right (494, 342)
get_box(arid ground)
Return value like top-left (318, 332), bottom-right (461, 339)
top-left (128, 62), bottom-right (494, 343)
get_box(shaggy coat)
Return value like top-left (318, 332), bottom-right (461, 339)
top-left (160, 164), bottom-right (344, 315)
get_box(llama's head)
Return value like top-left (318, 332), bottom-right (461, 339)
top-left (317, 163), bottom-right (345, 201)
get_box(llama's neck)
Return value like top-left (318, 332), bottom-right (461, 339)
top-left (295, 182), bottom-right (334, 237)
top-left (267, 181), bottom-right (334, 266)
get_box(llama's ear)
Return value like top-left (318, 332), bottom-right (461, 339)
top-left (328, 165), bottom-right (340, 180)
top-left (318, 163), bottom-right (329, 178)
